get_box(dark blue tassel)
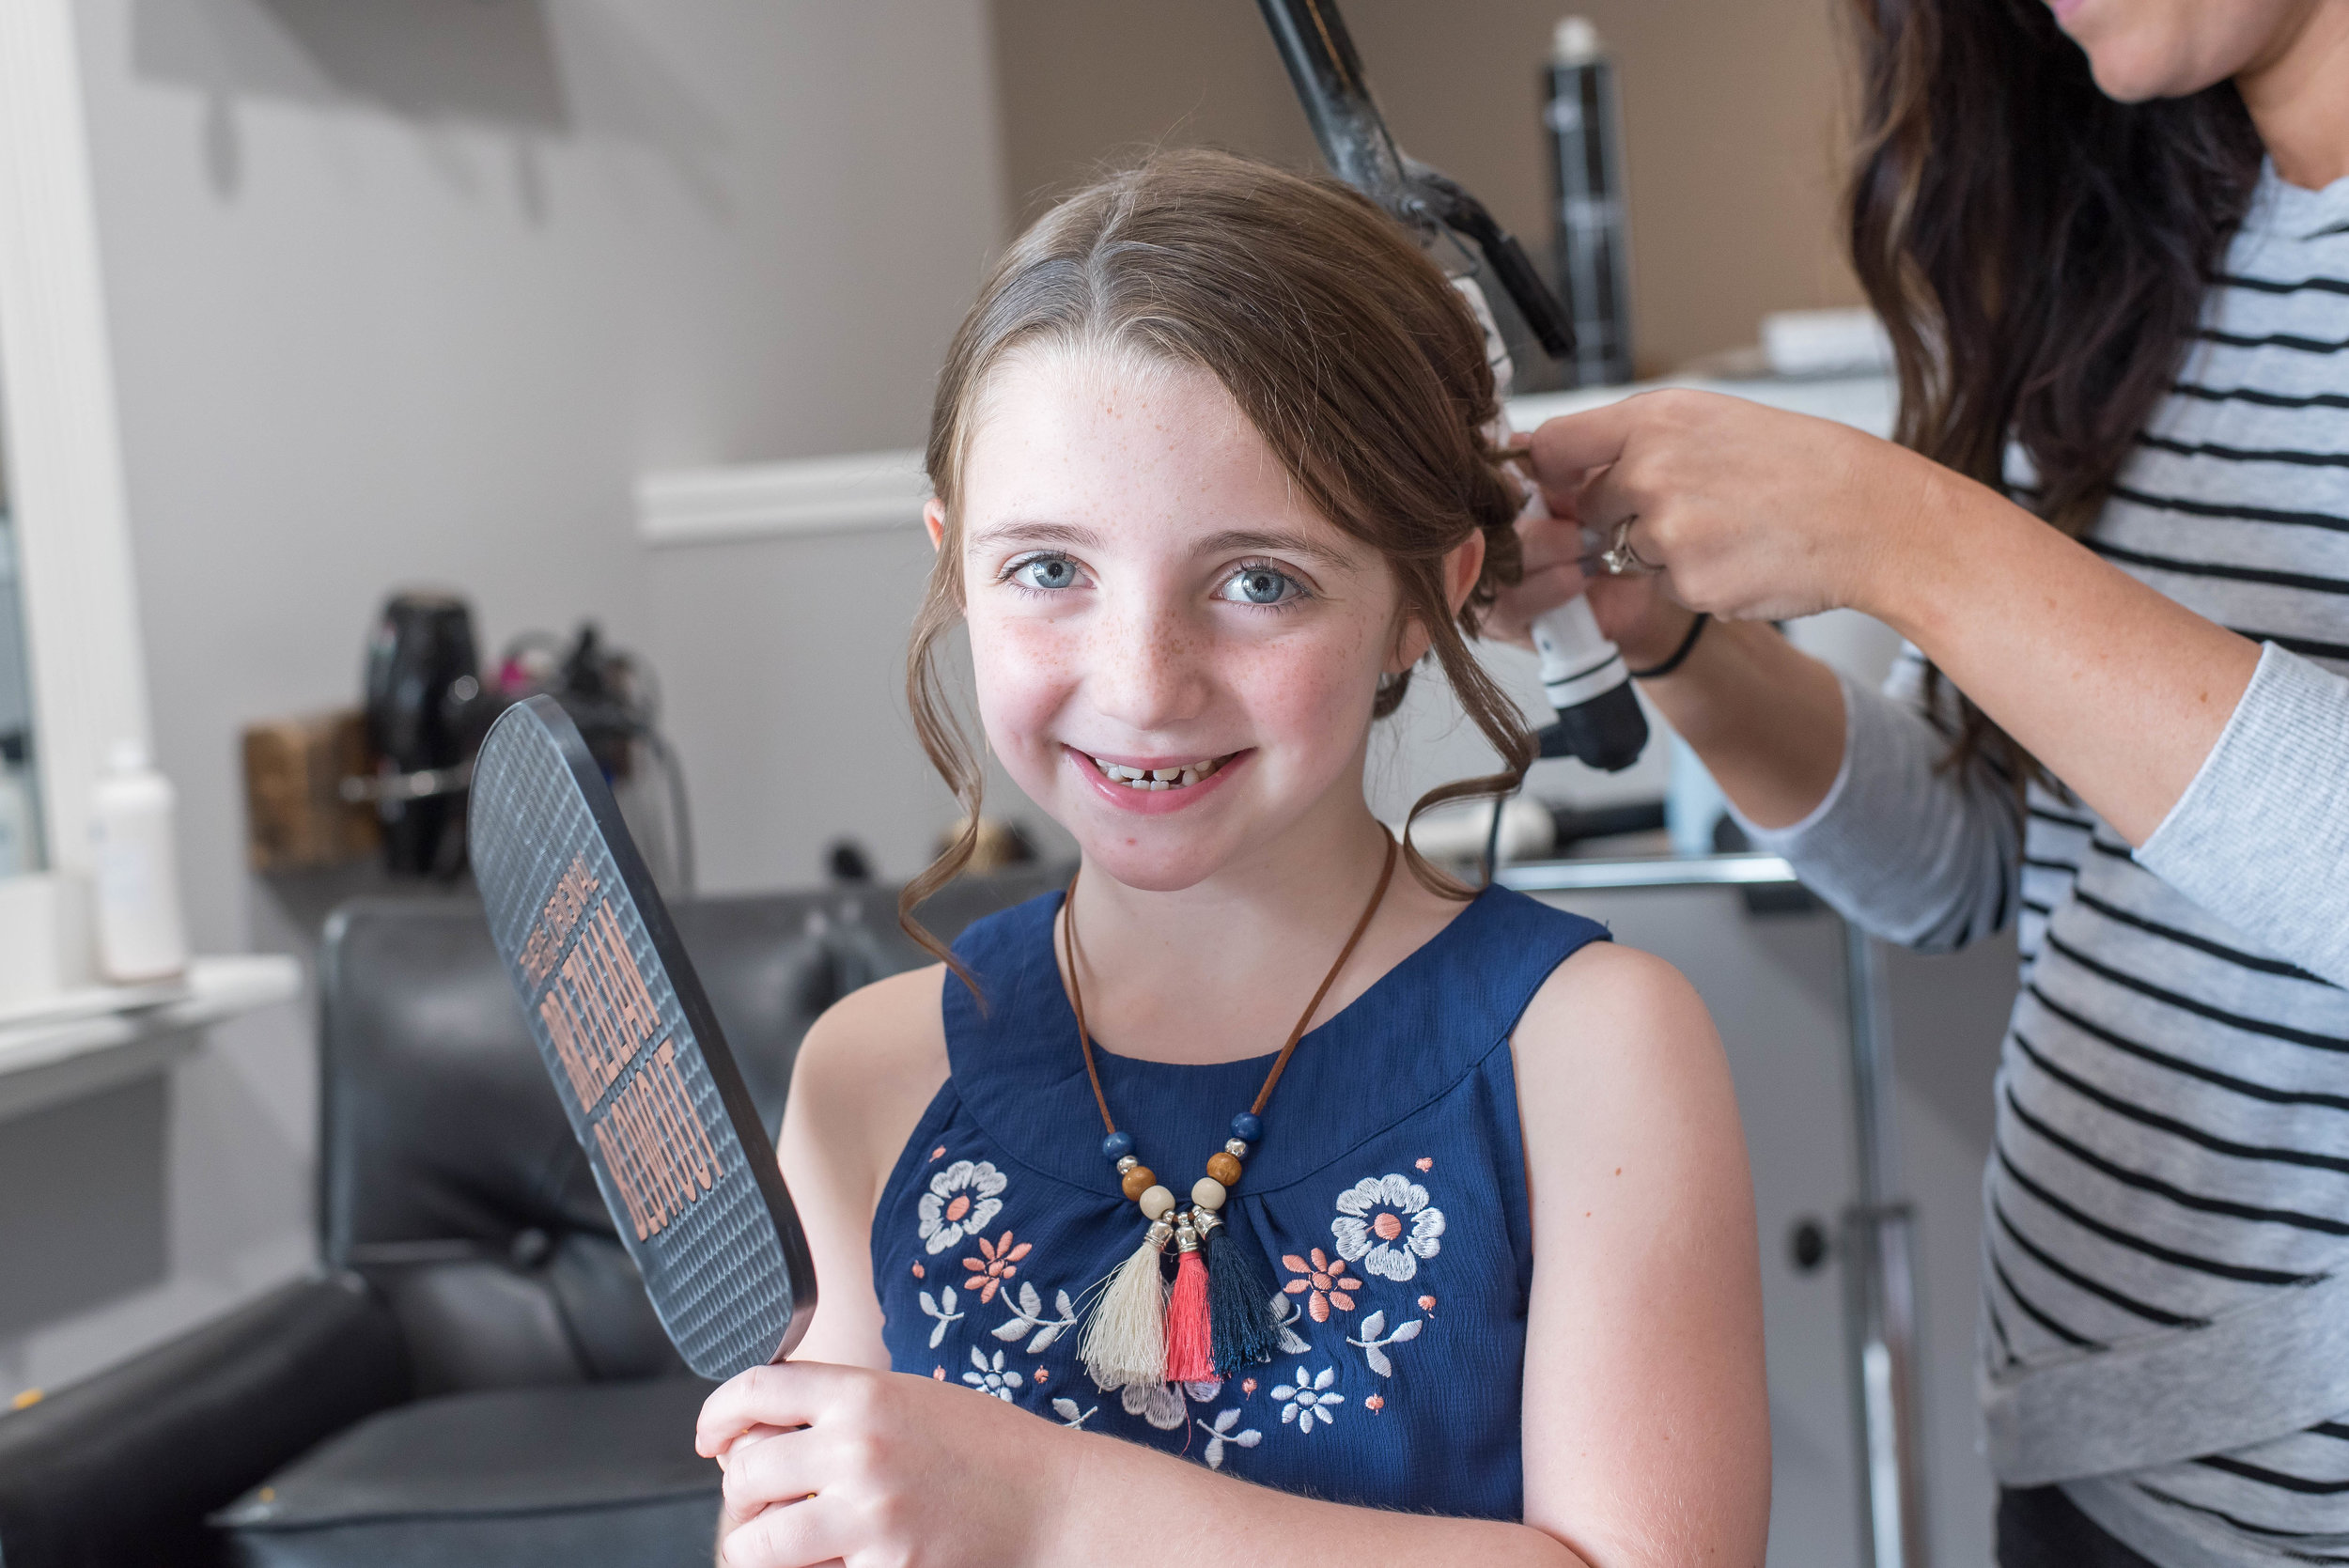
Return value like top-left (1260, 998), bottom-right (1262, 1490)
top-left (1201, 1218), bottom-right (1281, 1374)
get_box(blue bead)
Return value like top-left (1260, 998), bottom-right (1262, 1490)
top-left (1230, 1111), bottom-right (1262, 1142)
top-left (1101, 1130), bottom-right (1135, 1161)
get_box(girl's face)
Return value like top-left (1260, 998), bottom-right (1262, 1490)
top-left (2046, 0), bottom-right (2328, 101)
top-left (933, 349), bottom-right (1468, 893)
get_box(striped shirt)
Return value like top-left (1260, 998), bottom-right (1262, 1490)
top-left (1749, 164), bottom-right (2349, 1567)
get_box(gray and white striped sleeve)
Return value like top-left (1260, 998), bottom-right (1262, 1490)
top-left (2137, 642), bottom-right (2349, 986)
top-left (1732, 651), bottom-right (2025, 951)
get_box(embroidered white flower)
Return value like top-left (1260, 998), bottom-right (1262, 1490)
top-left (916, 1284), bottom-right (965, 1349)
top-left (919, 1159), bottom-right (1006, 1255)
top-left (1267, 1291), bottom-right (1314, 1355)
top-left (990, 1281), bottom-right (1080, 1354)
top-left (1330, 1173), bottom-right (1445, 1281)
top-left (961, 1344), bottom-right (1024, 1401)
top-left (1345, 1308), bottom-right (1424, 1377)
top-left (1196, 1406), bottom-right (1262, 1469)
top-left (1120, 1380), bottom-right (1189, 1431)
top-left (1050, 1396), bottom-right (1097, 1429)
top-left (1269, 1366), bottom-right (1345, 1432)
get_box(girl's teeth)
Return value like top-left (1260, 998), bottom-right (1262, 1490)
top-left (1086, 753), bottom-right (1226, 788)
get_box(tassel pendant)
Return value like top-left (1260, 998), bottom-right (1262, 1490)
top-left (1197, 1207), bottom-right (1281, 1374)
top-left (1080, 1218), bottom-right (1174, 1390)
top-left (1164, 1213), bottom-right (1216, 1384)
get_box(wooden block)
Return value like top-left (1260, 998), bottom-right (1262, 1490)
top-left (241, 709), bottom-right (379, 872)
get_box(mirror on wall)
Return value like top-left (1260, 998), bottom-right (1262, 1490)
top-left (0, 503), bottom-right (42, 878)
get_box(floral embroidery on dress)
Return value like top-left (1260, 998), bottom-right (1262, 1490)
top-left (1331, 1173), bottom-right (1445, 1281)
top-left (962, 1345), bottom-right (1024, 1400)
top-left (991, 1281), bottom-right (1080, 1353)
top-left (919, 1159), bottom-right (1007, 1255)
top-left (1346, 1309), bottom-right (1424, 1377)
top-left (1051, 1396), bottom-right (1097, 1429)
top-left (1119, 1380), bottom-right (1189, 1431)
top-left (917, 1284), bottom-right (965, 1349)
top-left (1266, 1292), bottom-right (1314, 1355)
top-left (961, 1230), bottom-right (1031, 1303)
top-left (1281, 1248), bottom-right (1362, 1322)
top-left (1269, 1366), bottom-right (1345, 1432)
top-left (1196, 1406), bottom-right (1263, 1469)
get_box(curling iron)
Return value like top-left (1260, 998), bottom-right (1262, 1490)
top-left (1256, 0), bottom-right (1649, 772)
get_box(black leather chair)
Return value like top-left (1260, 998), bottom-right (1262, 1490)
top-left (0, 869), bottom-right (1059, 1568)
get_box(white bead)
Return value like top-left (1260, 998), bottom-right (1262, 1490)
top-left (1138, 1185), bottom-right (1176, 1220)
top-left (1190, 1176), bottom-right (1227, 1210)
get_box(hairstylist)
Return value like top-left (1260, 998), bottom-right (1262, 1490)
top-left (1492, 3), bottom-right (2349, 1565)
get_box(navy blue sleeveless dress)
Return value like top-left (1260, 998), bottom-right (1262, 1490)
top-left (870, 886), bottom-right (1607, 1519)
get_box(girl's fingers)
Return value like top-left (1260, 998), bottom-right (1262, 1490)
top-left (720, 1426), bottom-right (823, 1526)
top-left (717, 1495), bottom-right (847, 1568)
top-left (696, 1362), bottom-right (859, 1457)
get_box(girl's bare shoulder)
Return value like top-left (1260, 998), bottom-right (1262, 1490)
top-left (786, 964), bottom-right (952, 1164)
top-left (1509, 939), bottom-right (1740, 1156)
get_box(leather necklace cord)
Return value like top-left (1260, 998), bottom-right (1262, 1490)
top-left (1060, 831), bottom-right (1401, 1138)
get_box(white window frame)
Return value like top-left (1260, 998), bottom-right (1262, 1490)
top-left (0, 0), bottom-right (152, 877)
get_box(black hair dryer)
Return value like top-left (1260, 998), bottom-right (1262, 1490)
top-left (362, 592), bottom-right (484, 876)
top-left (1256, 0), bottom-right (1650, 772)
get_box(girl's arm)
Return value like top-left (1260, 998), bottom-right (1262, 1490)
top-left (699, 943), bottom-right (1767, 1568)
top-left (770, 966), bottom-right (952, 1369)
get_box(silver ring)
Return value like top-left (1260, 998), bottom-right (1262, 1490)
top-left (1599, 517), bottom-right (1659, 577)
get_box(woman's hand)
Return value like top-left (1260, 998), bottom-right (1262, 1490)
top-left (1522, 388), bottom-right (1957, 629)
top-left (698, 1361), bottom-right (1074, 1568)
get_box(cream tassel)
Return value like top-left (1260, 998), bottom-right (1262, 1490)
top-left (1080, 1219), bottom-right (1174, 1389)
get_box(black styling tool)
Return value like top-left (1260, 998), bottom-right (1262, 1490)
top-left (1256, 0), bottom-right (1650, 772)
top-left (468, 694), bottom-right (815, 1378)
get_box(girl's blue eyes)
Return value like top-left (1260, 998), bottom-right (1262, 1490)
top-left (1216, 563), bottom-right (1304, 606)
top-left (1002, 554), bottom-right (1307, 607)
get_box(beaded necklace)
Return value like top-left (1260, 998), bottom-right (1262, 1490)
top-left (1062, 834), bottom-right (1399, 1390)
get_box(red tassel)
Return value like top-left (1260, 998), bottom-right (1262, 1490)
top-left (1165, 1227), bottom-right (1215, 1384)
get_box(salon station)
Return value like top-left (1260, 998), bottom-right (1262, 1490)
top-left (2, 4), bottom-right (2343, 1568)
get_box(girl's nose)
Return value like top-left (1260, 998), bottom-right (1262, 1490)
top-left (1086, 596), bottom-right (1210, 734)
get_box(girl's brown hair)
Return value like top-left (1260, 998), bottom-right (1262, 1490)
top-left (1844, 0), bottom-right (2263, 779)
top-left (899, 148), bottom-right (1533, 961)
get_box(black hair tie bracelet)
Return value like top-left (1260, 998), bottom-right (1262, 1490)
top-left (1627, 612), bottom-right (1709, 680)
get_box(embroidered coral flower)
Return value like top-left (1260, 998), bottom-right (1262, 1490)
top-left (1280, 1248), bottom-right (1362, 1322)
top-left (1331, 1173), bottom-right (1445, 1281)
top-left (960, 1230), bottom-right (1031, 1303)
top-left (917, 1159), bottom-right (1005, 1255)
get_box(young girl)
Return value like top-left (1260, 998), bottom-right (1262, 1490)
top-left (696, 151), bottom-right (1768, 1568)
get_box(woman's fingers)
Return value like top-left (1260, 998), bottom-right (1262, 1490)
top-left (1528, 396), bottom-right (1642, 487)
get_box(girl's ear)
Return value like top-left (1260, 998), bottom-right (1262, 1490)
top-left (923, 497), bottom-right (947, 551)
top-left (1387, 529), bottom-right (1488, 674)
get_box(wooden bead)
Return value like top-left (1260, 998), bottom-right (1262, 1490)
top-left (1119, 1164), bottom-right (1158, 1201)
top-left (1190, 1176), bottom-right (1228, 1210)
top-left (1205, 1151), bottom-right (1243, 1187)
top-left (1139, 1185), bottom-right (1177, 1219)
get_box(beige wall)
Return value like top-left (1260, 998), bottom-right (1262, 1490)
top-left (991, 0), bottom-right (1863, 376)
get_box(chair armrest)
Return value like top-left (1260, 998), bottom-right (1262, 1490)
top-left (0, 1270), bottom-right (408, 1568)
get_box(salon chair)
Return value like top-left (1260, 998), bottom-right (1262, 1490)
top-left (0, 867), bottom-right (1060, 1568)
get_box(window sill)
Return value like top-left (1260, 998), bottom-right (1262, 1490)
top-left (0, 955), bottom-right (303, 1124)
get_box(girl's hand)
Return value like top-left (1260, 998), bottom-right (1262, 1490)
top-left (1523, 389), bottom-right (1951, 629)
top-left (697, 1361), bottom-right (1073, 1568)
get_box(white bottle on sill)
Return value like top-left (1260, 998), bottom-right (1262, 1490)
top-left (90, 738), bottom-right (187, 982)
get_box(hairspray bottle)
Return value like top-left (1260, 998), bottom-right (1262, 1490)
top-left (1546, 17), bottom-right (1635, 386)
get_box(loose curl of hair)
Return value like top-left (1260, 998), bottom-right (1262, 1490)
top-left (1844, 0), bottom-right (2263, 780)
top-left (899, 148), bottom-right (1533, 964)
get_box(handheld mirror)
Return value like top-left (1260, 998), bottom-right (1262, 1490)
top-left (468, 694), bottom-right (816, 1378)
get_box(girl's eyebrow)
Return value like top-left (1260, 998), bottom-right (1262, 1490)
top-left (1193, 528), bottom-right (1355, 570)
top-left (965, 520), bottom-right (1103, 553)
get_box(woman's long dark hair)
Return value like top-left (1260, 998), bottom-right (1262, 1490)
top-left (1844, 0), bottom-right (2264, 777)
